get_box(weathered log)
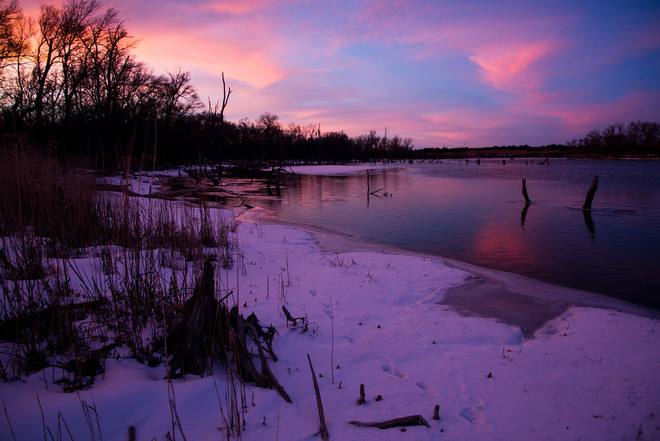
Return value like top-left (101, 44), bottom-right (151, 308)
top-left (349, 415), bottom-right (430, 429)
top-left (583, 175), bottom-right (598, 210)
top-left (307, 354), bottom-right (330, 440)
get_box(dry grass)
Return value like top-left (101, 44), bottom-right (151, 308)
top-left (0, 136), bottom-right (240, 391)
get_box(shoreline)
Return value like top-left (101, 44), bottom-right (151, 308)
top-left (3, 183), bottom-right (660, 440)
top-left (237, 205), bottom-right (660, 336)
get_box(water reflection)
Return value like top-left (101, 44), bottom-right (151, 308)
top-left (583, 210), bottom-right (596, 238)
top-left (520, 202), bottom-right (531, 228)
top-left (521, 202), bottom-right (596, 238)
top-left (255, 161), bottom-right (660, 309)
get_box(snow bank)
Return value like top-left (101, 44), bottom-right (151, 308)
top-left (1, 207), bottom-right (659, 441)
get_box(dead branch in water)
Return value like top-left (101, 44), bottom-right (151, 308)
top-left (583, 175), bottom-right (599, 210)
top-left (522, 178), bottom-right (531, 204)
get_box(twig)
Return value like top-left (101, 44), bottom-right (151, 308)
top-left (330, 295), bottom-right (334, 385)
top-left (307, 354), bottom-right (330, 441)
top-left (36, 394), bottom-right (47, 441)
top-left (169, 382), bottom-right (189, 441)
top-left (3, 401), bottom-right (17, 441)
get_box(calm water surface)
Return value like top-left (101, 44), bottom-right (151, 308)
top-left (253, 159), bottom-right (660, 310)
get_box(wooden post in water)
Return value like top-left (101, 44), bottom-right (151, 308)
top-left (583, 175), bottom-right (599, 210)
top-left (522, 178), bottom-right (531, 204)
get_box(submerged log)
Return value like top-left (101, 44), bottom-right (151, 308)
top-left (583, 175), bottom-right (599, 210)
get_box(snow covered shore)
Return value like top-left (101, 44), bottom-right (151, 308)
top-left (1, 169), bottom-right (659, 441)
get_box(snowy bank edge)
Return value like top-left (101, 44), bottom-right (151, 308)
top-left (237, 206), bottom-right (659, 325)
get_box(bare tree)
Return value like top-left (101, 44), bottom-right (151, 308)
top-left (0, 0), bottom-right (22, 67)
top-left (159, 68), bottom-right (200, 124)
top-left (56, 0), bottom-right (100, 125)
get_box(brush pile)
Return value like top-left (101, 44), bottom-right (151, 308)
top-left (167, 256), bottom-right (291, 402)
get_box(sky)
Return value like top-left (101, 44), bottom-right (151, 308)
top-left (19, 0), bottom-right (660, 147)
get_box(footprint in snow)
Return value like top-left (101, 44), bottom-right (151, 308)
top-left (381, 363), bottom-right (406, 378)
top-left (459, 407), bottom-right (482, 424)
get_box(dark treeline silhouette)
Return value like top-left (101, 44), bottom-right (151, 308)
top-left (0, 0), bottom-right (412, 168)
top-left (413, 144), bottom-right (572, 159)
top-left (567, 121), bottom-right (660, 157)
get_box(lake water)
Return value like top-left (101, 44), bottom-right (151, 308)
top-left (251, 159), bottom-right (660, 310)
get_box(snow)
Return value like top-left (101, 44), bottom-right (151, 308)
top-left (2, 197), bottom-right (660, 440)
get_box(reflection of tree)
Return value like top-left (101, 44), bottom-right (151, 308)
top-left (520, 202), bottom-right (530, 228)
top-left (583, 210), bottom-right (596, 238)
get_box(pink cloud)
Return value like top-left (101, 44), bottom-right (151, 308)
top-left (204, 0), bottom-right (276, 15)
top-left (134, 33), bottom-right (288, 90)
top-left (469, 41), bottom-right (557, 94)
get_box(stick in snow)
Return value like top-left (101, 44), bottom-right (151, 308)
top-left (307, 354), bottom-right (330, 441)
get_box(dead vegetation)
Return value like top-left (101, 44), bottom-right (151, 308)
top-left (0, 140), bottom-right (288, 418)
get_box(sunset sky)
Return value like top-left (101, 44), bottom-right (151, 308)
top-left (20, 0), bottom-right (660, 147)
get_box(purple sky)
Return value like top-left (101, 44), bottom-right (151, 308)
top-left (21, 0), bottom-right (660, 147)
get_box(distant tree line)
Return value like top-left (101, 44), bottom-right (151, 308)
top-left (567, 121), bottom-right (660, 157)
top-left (0, 0), bottom-right (413, 168)
top-left (413, 144), bottom-right (572, 159)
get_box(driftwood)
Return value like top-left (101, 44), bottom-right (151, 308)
top-left (583, 175), bottom-right (598, 210)
top-left (95, 182), bottom-right (247, 204)
top-left (349, 415), bottom-right (430, 429)
top-left (307, 354), bottom-right (330, 441)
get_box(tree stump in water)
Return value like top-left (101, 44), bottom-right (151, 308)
top-left (522, 178), bottom-right (531, 204)
top-left (583, 175), bottom-right (598, 210)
